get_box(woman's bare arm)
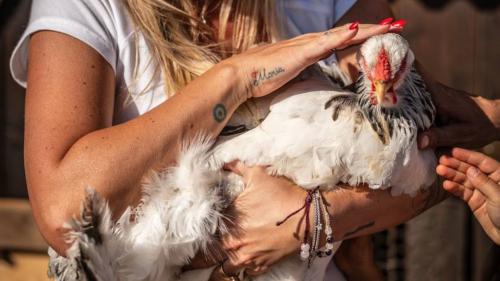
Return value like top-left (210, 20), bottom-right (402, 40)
top-left (26, 31), bottom-right (245, 254)
top-left (323, 183), bottom-right (448, 240)
top-left (217, 165), bottom-right (448, 273)
top-left (215, 0), bottom-right (498, 275)
top-left (27, 25), bottom-right (388, 255)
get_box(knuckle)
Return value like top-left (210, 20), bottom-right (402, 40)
top-left (222, 238), bottom-right (242, 251)
top-left (252, 259), bottom-right (264, 267)
top-left (232, 259), bottom-right (245, 268)
top-left (258, 265), bottom-right (268, 272)
top-left (232, 255), bottom-right (251, 267)
top-left (240, 253), bottom-right (254, 264)
top-left (476, 174), bottom-right (489, 185)
top-left (227, 248), bottom-right (254, 267)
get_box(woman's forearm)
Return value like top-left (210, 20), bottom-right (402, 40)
top-left (28, 23), bottom-right (391, 256)
top-left (57, 63), bottom-right (245, 213)
top-left (25, 32), bottom-right (247, 254)
top-left (323, 183), bottom-right (449, 240)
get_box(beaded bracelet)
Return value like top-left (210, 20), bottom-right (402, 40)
top-left (276, 189), bottom-right (315, 262)
top-left (310, 191), bottom-right (321, 265)
top-left (276, 188), bottom-right (334, 266)
top-left (316, 191), bottom-right (334, 258)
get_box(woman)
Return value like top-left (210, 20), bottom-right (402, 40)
top-left (10, 0), bottom-right (499, 280)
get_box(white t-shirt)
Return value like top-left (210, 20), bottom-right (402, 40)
top-left (10, 0), bottom-right (356, 280)
top-left (10, 0), bottom-right (356, 124)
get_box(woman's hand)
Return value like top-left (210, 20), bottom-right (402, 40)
top-left (224, 23), bottom-right (390, 100)
top-left (437, 148), bottom-right (500, 244)
top-left (220, 162), bottom-right (310, 275)
top-left (416, 63), bottom-right (500, 149)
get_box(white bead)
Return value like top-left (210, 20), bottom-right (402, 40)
top-left (301, 243), bottom-right (310, 251)
top-left (325, 227), bottom-right (332, 235)
top-left (326, 243), bottom-right (334, 250)
top-left (300, 250), bottom-right (310, 260)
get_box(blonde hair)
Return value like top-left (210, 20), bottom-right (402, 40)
top-left (124, 0), bottom-right (281, 95)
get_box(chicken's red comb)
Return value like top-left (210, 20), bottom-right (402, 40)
top-left (374, 49), bottom-right (392, 81)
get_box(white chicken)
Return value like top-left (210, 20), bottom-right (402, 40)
top-left (48, 33), bottom-right (437, 281)
top-left (216, 32), bottom-right (437, 196)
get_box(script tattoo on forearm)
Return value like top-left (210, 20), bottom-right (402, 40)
top-left (251, 66), bottom-right (285, 87)
top-left (213, 103), bottom-right (227, 123)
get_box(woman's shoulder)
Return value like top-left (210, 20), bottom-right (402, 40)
top-left (28, 0), bottom-right (136, 39)
top-left (11, 0), bottom-right (137, 87)
top-left (11, 0), bottom-right (167, 122)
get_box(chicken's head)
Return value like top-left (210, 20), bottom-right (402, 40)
top-left (358, 33), bottom-right (415, 108)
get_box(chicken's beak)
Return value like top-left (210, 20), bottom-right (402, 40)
top-left (374, 80), bottom-right (389, 104)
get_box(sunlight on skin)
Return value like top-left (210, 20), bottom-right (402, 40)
top-left (437, 148), bottom-right (500, 244)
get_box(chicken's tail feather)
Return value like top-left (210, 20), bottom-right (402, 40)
top-left (48, 136), bottom-right (228, 280)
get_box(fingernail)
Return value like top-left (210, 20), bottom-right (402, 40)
top-left (419, 135), bottom-right (429, 149)
top-left (349, 21), bottom-right (359, 30)
top-left (379, 17), bottom-right (394, 25)
top-left (439, 155), bottom-right (449, 163)
top-left (390, 19), bottom-right (407, 30)
top-left (467, 167), bottom-right (480, 178)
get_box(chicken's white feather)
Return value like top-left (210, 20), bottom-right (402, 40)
top-left (48, 33), bottom-right (437, 281)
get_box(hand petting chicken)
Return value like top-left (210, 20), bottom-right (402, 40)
top-left (46, 31), bottom-right (439, 281)
top-left (437, 148), bottom-right (500, 245)
top-left (216, 32), bottom-right (436, 196)
top-left (158, 32), bottom-right (437, 281)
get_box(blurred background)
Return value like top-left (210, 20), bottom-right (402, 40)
top-left (0, 0), bottom-right (499, 280)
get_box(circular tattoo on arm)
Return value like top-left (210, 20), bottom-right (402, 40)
top-left (213, 103), bottom-right (227, 123)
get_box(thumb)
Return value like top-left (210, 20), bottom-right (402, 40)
top-left (224, 160), bottom-right (244, 176)
top-left (223, 160), bottom-right (246, 177)
top-left (418, 125), bottom-right (469, 149)
top-left (467, 167), bottom-right (500, 201)
top-left (418, 127), bottom-right (445, 149)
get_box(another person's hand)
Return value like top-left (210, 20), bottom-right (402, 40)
top-left (416, 64), bottom-right (500, 149)
top-left (224, 23), bottom-right (391, 99)
top-left (437, 148), bottom-right (500, 244)
top-left (220, 161), bottom-right (310, 276)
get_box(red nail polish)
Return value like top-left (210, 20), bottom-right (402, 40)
top-left (390, 19), bottom-right (407, 29)
top-left (379, 17), bottom-right (394, 25)
top-left (349, 21), bottom-right (359, 30)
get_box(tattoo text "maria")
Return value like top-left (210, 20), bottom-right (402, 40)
top-left (251, 67), bottom-right (285, 87)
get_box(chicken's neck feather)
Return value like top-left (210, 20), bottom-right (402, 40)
top-left (353, 66), bottom-right (436, 144)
